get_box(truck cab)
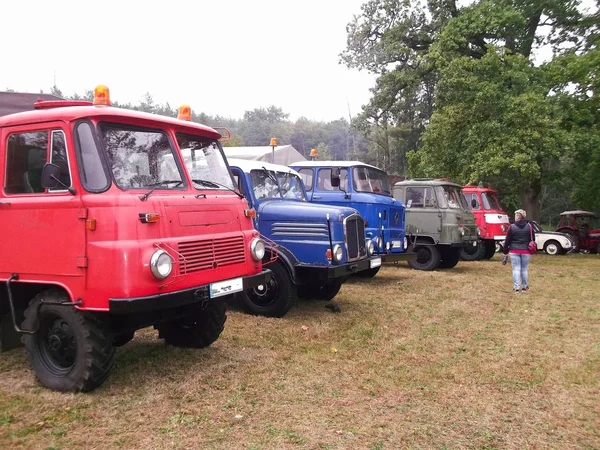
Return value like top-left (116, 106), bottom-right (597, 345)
top-left (291, 161), bottom-right (414, 276)
top-left (393, 179), bottom-right (479, 270)
top-left (462, 186), bottom-right (510, 259)
top-left (226, 159), bottom-right (380, 317)
top-left (0, 87), bottom-right (271, 392)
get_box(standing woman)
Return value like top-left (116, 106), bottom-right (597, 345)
top-left (502, 209), bottom-right (535, 293)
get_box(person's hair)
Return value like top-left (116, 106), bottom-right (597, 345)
top-left (515, 209), bottom-right (527, 219)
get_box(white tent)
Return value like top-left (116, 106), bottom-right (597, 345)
top-left (223, 145), bottom-right (306, 165)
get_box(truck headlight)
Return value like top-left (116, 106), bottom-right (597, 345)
top-left (403, 237), bottom-right (408, 250)
top-left (459, 226), bottom-right (465, 236)
top-left (332, 244), bottom-right (343, 263)
top-left (376, 237), bottom-right (383, 249)
top-left (150, 249), bottom-right (173, 280)
top-left (367, 240), bottom-right (375, 256)
top-left (250, 238), bottom-right (265, 261)
top-left (501, 225), bottom-right (507, 233)
top-left (385, 241), bottom-right (392, 251)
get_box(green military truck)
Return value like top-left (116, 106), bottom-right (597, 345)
top-left (392, 179), bottom-right (479, 270)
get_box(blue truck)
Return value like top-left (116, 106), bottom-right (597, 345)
top-left (226, 159), bottom-right (381, 317)
top-left (291, 161), bottom-right (414, 277)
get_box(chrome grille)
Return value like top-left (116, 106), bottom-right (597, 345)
top-left (178, 236), bottom-right (245, 274)
top-left (271, 222), bottom-right (328, 238)
top-left (345, 214), bottom-right (366, 261)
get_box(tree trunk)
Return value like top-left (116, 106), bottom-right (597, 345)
top-left (520, 179), bottom-right (542, 222)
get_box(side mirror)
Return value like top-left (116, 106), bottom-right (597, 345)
top-left (331, 167), bottom-right (340, 188)
top-left (406, 199), bottom-right (412, 209)
top-left (41, 163), bottom-right (60, 189)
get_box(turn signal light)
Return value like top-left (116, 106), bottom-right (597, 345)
top-left (93, 85), bottom-right (111, 105)
top-left (86, 219), bottom-right (96, 231)
top-left (178, 105), bottom-right (192, 121)
top-left (326, 249), bottom-right (332, 260)
top-left (244, 208), bottom-right (257, 219)
top-left (139, 213), bottom-right (160, 223)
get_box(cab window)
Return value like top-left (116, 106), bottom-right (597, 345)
top-left (406, 187), bottom-right (435, 208)
top-left (467, 193), bottom-right (480, 210)
top-left (317, 168), bottom-right (348, 191)
top-left (298, 168), bottom-right (314, 191)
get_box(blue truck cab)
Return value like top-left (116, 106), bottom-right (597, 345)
top-left (291, 161), bottom-right (414, 276)
top-left (227, 159), bottom-right (381, 317)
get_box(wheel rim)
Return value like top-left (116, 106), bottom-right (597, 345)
top-left (38, 313), bottom-right (76, 374)
top-left (546, 243), bottom-right (558, 255)
top-left (248, 276), bottom-right (279, 307)
top-left (416, 247), bottom-right (432, 264)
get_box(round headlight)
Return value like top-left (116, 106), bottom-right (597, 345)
top-left (332, 244), bottom-right (343, 263)
top-left (477, 227), bottom-right (481, 236)
top-left (150, 249), bottom-right (173, 280)
top-left (385, 241), bottom-right (392, 251)
top-left (376, 237), bottom-right (383, 249)
top-left (250, 238), bottom-right (265, 261)
top-left (366, 240), bottom-right (375, 256)
top-left (459, 226), bottom-right (465, 236)
top-left (403, 237), bottom-right (408, 250)
top-left (501, 225), bottom-right (507, 233)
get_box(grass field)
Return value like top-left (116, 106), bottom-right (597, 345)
top-left (1, 253), bottom-right (599, 449)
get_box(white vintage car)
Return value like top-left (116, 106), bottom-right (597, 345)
top-left (497, 221), bottom-right (576, 255)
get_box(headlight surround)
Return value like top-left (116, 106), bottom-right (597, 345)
top-left (150, 249), bottom-right (173, 280)
top-left (501, 225), bottom-right (507, 233)
top-left (403, 237), bottom-right (408, 250)
top-left (459, 226), bottom-right (465, 236)
top-left (332, 244), bottom-right (343, 263)
top-left (385, 241), bottom-right (392, 251)
top-left (376, 237), bottom-right (383, 249)
top-left (250, 238), bottom-right (266, 261)
top-left (366, 239), bottom-right (375, 256)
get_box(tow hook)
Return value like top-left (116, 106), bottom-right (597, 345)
top-left (194, 288), bottom-right (209, 310)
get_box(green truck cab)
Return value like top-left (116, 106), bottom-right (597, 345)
top-left (392, 179), bottom-right (479, 270)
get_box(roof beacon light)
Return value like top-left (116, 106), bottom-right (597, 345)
top-left (178, 105), bottom-right (192, 121)
top-left (270, 137), bottom-right (277, 146)
top-left (310, 148), bottom-right (317, 157)
top-left (93, 85), bottom-right (111, 106)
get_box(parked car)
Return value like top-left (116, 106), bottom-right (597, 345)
top-left (556, 211), bottom-right (600, 254)
top-left (530, 221), bottom-right (576, 255)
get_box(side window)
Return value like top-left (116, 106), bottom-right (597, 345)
top-left (406, 187), bottom-right (425, 208)
top-left (50, 131), bottom-right (72, 191)
top-left (423, 187), bottom-right (435, 208)
top-left (232, 171), bottom-right (246, 196)
top-left (317, 168), bottom-right (348, 191)
top-left (75, 122), bottom-right (109, 192)
top-left (5, 131), bottom-right (48, 194)
top-left (298, 168), bottom-right (313, 191)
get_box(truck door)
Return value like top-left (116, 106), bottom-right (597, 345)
top-left (297, 168), bottom-right (314, 202)
top-left (311, 168), bottom-right (348, 208)
top-left (0, 126), bottom-right (85, 279)
top-left (405, 186), bottom-right (441, 237)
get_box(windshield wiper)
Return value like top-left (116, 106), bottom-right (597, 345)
top-left (261, 166), bottom-right (278, 184)
top-left (139, 180), bottom-right (183, 201)
top-left (191, 179), bottom-right (244, 199)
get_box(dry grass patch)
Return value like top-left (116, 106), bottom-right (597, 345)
top-left (1, 254), bottom-right (599, 449)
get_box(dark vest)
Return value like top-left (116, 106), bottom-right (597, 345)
top-left (509, 222), bottom-right (532, 252)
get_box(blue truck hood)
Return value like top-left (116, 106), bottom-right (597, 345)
top-left (258, 200), bottom-right (359, 222)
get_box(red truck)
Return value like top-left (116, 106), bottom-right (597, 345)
top-left (461, 185), bottom-right (510, 260)
top-left (0, 86), bottom-right (271, 392)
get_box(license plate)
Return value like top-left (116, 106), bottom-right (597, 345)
top-left (210, 277), bottom-right (243, 298)
top-left (370, 258), bottom-right (382, 268)
top-left (392, 240), bottom-right (401, 248)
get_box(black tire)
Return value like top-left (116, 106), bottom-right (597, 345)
top-left (239, 261), bottom-right (296, 317)
top-left (354, 267), bottom-right (381, 278)
top-left (438, 247), bottom-right (460, 269)
top-left (156, 300), bottom-right (226, 348)
top-left (113, 331), bottom-right (135, 347)
top-left (495, 242), bottom-right (504, 253)
top-left (299, 279), bottom-right (344, 301)
top-left (408, 244), bottom-right (441, 271)
top-left (460, 240), bottom-right (485, 261)
top-left (22, 290), bottom-right (115, 392)
top-left (543, 240), bottom-right (563, 256)
top-left (482, 240), bottom-right (496, 260)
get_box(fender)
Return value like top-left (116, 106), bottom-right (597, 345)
top-left (263, 243), bottom-right (299, 284)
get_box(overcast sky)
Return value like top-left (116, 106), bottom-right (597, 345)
top-left (1, 0), bottom-right (377, 122)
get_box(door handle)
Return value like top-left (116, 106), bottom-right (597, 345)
top-left (313, 196), bottom-right (322, 199)
top-left (0, 202), bottom-right (11, 205)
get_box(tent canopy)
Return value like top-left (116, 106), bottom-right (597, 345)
top-left (223, 145), bottom-right (306, 165)
top-left (0, 92), bottom-right (63, 117)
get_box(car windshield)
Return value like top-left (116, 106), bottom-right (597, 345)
top-left (436, 185), bottom-right (468, 209)
top-left (250, 169), bottom-right (305, 201)
top-left (176, 134), bottom-right (235, 191)
top-left (99, 125), bottom-right (184, 189)
top-left (531, 221), bottom-right (543, 232)
top-left (352, 166), bottom-right (391, 196)
top-left (481, 192), bottom-right (501, 210)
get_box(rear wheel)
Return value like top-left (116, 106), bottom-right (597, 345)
top-left (438, 247), bottom-right (460, 269)
top-left (482, 240), bottom-right (496, 260)
top-left (408, 244), bottom-right (441, 271)
top-left (543, 240), bottom-right (563, 256)
top-left (354, 267), bottom-right (381, 278)
top-left (239, 261), bottom-right (296, 318)
top-left (460, 240), bottom-right (485, 261)
top-left (156, 300), bottom-right (226, 348)
top-left (22, 290), bottom-right (115, 392)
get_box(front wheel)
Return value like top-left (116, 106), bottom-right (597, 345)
top-left (438, 247), bottom-right (460, 269)
top-left (460, 240), bottom-right (485, 261)
top-left (544, 240), bottom-right (563, 256)
top-left (156, 300), bottom-right (226, 348)
top-left (239, 261), bottom-right (296, 317)
top-left (482, 240), bottom-right (496, 260)
top-left (408, 244), bottom-right (441, 271)
top-left (354, 267), bottom-right (381, 278)
top-left (22, 290), bottom-right (115, 392)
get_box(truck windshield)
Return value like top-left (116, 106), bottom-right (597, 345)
top-left (100, 125), bottom-right (184, 189)
top-left (250, 169), bottom-right (305, 201)
top-left (481, 192), bottom-right (501, 210)
top-left (436, 185), bottom-right (468, 209)
top-left (352, 166), bottom-right (391, 196)
top-left (176, 134), bottom-right (235, 191)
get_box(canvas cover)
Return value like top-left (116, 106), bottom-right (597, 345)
top-left (223, 145), bottom-right (306, 165)
top-left (0, 92), bottom-right (63, 117)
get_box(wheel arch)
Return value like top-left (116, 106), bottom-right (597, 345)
top-left (263, 244), bottom-right (299, 284)
top-left (1, 281), bottom-right (73, 315)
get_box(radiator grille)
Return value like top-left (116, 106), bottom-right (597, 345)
top-left (345, 214), bottom-right (366, 261)
top-left (271, 222), bottom-right (329, 237)
top-left (178, 236), bottom-right (245, 274)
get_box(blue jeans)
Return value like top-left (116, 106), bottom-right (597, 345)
top-left (509, 253), bottom-right (531, 291)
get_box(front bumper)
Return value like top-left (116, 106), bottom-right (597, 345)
top-left (379, 252), bottom-right (416, 263)
top-left (295, 256), bottom-right (389, 281)
top-left (109, 270), bottom-right (272, 314)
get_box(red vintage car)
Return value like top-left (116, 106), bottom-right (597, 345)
top-left (556, 211), bottom-right (600, 254)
